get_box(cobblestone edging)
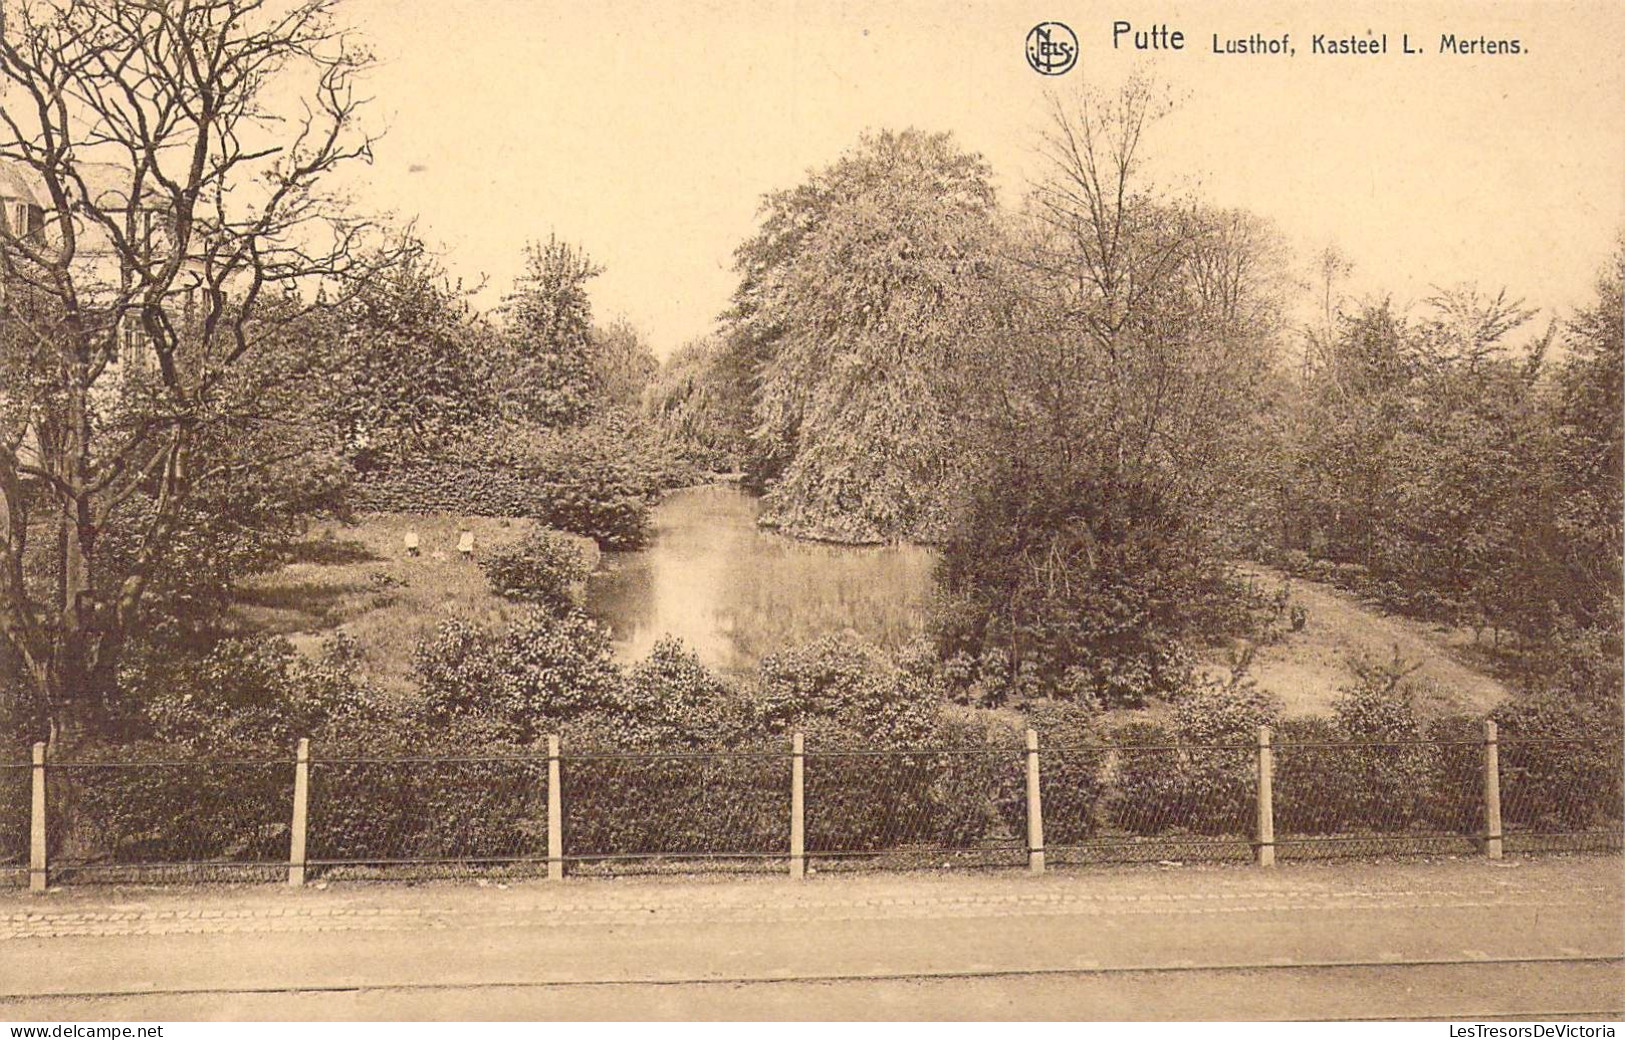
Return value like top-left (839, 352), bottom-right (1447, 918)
top-left (1, 883), bottom-right (1617, 941)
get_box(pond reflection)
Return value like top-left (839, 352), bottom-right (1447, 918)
top-left (585, 484), bottom-right (937, 676)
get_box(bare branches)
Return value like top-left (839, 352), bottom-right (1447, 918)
top-left (0, 0), bottom-right (383, 720)
top-left (1028, 78), bottom-right (1195, 358)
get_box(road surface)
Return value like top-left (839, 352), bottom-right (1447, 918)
top-left (0, 856), bottom-right (1619, 1020)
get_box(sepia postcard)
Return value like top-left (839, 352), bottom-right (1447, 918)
top-left (0, 0), bottom-right (1620, 1027)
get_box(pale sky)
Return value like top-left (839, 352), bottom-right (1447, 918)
top-left (341, 0), bottom-right (1625, 357)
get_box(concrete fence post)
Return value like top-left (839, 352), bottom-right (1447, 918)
top-left (547, 734), bottom-right (564, 880)
top-left (1025, 728), bottom-right (1045, 875)
top-left (1255, 725), bottom-right (1275, 867)
top-left (29, 741), bottom-right (46, 893)
top-left (1483, 720), bottom-right (1502, 860)
top-left (288, 737), bottom-right (310, 887)
top-left (790, 732), bottom-right (805, 879)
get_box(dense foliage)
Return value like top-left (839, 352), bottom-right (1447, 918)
top-left (480, 529), bottom-right (590, 613)
top-left (645, 95), bottom-right (1620, 723)
top-left (21, 606), bottom-right (1620, 872)
top-left (720, 129), bottom-right (1001, 542)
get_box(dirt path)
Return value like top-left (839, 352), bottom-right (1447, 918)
top-left (1226, 565), bottom-right (1511, 718)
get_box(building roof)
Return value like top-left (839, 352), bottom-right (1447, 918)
top-left (0, 158), bottom-right (161, 211)
top-left (0, 162), bottom-right (41, 206)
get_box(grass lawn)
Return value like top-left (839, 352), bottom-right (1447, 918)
top-left (229, 512), bottom-right (596, 694)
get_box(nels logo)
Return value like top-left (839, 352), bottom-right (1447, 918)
top-left (1026, 22), bottom-right (1079, 76)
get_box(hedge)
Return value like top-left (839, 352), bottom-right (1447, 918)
top-left (19, 715), bottom-right (1619, 872)
top-left (355, 460), bottom-right (649, 549)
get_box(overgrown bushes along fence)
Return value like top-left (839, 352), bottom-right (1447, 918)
top-left (5, 728), bottom-right (1620, 887)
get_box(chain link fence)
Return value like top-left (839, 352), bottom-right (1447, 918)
top-left (1, 759), bottom-right (26, 885)
top-left (1047, 743), bottom-right (1259, 864)
top-left (804, 748), bottom-right (1027, 871)
top-left (308, 754), bottom-right (551, 879)
top-left (562, 750), bottom-right (789, 874)
top-left (44, 757), bottom-right (293, 883)
top-left (5, 732), bottom-right (1620, 886)
top-left (1500, 736), bottom-right (1625, 854)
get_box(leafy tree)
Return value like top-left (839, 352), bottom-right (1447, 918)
top-left (1549, 241), bottom-right (1624, 630)
top-left (591, 316), bottom-right (658, 411)
top-left (326, 242), bottom-right (498, 466)
top-left (644, 335), bottom-right (753, 471)
top-left (933, 81), bottom-right (1285, 705)
top-left (726, 128), bottom-right (1001, 542)
top-left (502, 235), bottom-right (604, 427)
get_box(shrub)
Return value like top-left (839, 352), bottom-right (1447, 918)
top-left (559, 640), bottom-right (777, 858)
top-left (1327, 658), bottom-right (1442, 831)
top-left (1493, 689), bottom-right (1624, 832)
top-left (412, 610), bottom-right (626, 743)
top-left (1424, 713), bottom-right (1485, 833)
top-left (0, 754), bottom-right (27, 870)
top-left (481, 528), bottom-right (588, 612)
top-left (923, 712), bottom-right (1025, 849)
top-left (1027, 699), bottom-right (1107, 843)
top-left (758, 637), bottom-right (932, 850)
top-left (1106, 720), bottom-right (1203, 836)
top-left (309, 714), bottom-right (550, 866)
top-left (599, 637), bottom-right (754, 749)
top-left (55, 739), bottom-right (294, 868)
top-left (1272, 716), bottom-right (1349, 836)
top-left (558, 741), bottom-right (788, 859)
top-left (358, 416), bottom-right (683, 550)
top-left (42, 635), bottom-right (381, 869)
top-left (1171, 677), bottom-right (1274, 837)
top-left (1099, 673), bottom-right (1275, 841)
top-left (753, 635), bottom-right (941, 747)
top-left (118, 633), bottom-right (376, 750)
top-left (933, 456), bottom-right (1263, 710)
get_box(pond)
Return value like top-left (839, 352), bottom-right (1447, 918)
top-left (585, 484), bottom-right (938, 676)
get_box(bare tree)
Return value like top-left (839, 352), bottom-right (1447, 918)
top-left (0, 0), bottom-right (387, 740)
top-left (1015, 77), bottom-right (1283, 511)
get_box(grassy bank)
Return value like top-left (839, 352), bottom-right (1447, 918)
top-left (229, 513), bottom-right (597, 694)
top-left (231, 513), bottom-right (1509, 718)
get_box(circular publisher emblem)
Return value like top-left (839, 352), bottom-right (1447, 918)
top-left (1026, 22), bottom-right (1079, 75)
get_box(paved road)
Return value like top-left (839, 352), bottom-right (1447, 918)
top-left (0, 857), bottom-right (1619, 1020)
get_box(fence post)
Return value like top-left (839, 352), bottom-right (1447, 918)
top-left (790, 732), bottom-right (805, 879)
top-left (1255, 725), bottom-right (1275, 867)
top-left (288, 737), bottom-right (309, 887)
top-left (1025, 728), bottom-right (1045, 875)
top-left (29, 741), bottom-right (46, 893)
top-left (1483, 719), bottom-right (1502, 860)
top-left (548, 734), bottom-right (564, 880)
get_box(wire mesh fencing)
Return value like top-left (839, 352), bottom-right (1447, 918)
top-left (1045, 743), bottom-right (1258, 864)
top-left (1, 760), bottom-right (27, 886)
top-left (8, 727), bottom-right (1622, 887)
top-left (803, 747), bottom-right (1027, 871)
top-left (307, 754), bottom-right (551, 879)
top-left (1499, 736), bottom-right (1624, 854)
top-left (1272, 738), bottom-right (1484, 859)
top-left (45, 756), bottom-right (293, 882)
top-left (561, 750), bottom-right (788, 874)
